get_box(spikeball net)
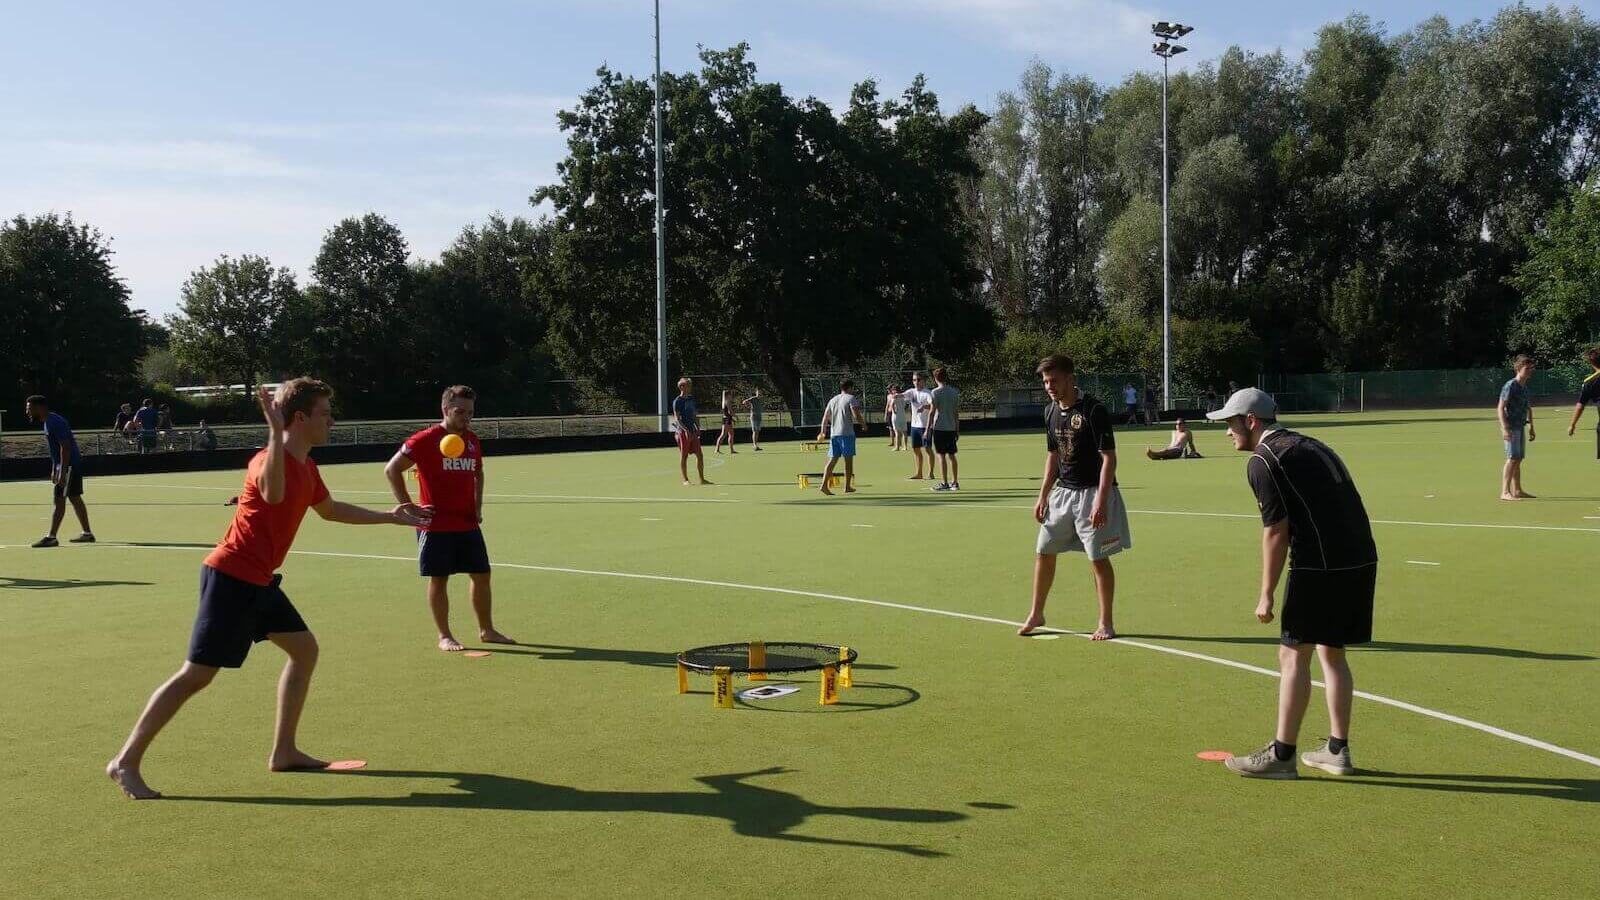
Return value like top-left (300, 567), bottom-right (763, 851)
top-left (676, 641), bottom-right (857, 708)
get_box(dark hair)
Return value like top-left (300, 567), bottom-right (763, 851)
top-left (142, 398), bottom-right (154, 406)
top-left (840, 379), bottom-right (855, 392)
top-left (1585, 347), bottom-right (1600, 368)
top-left (278, 377), bottom-right (334, 425)
top-left (25, 394), bottom-right (46, 408)
top-left (932, 366), bottom-right (947, 381)
top-left (1512, 354), bottom-right (1534, 370)
top-left (1036, 354), bottom-right (1075, 376)
top-left (442, 384), bottom-right (476, 405)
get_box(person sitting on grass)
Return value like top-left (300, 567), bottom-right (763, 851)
top-left (1145, 418), bottom-right (1202, 460)
top-left (1497, 355), bottom-right (1536, 500)
top-left (817, 379), bottom-right (865, 496)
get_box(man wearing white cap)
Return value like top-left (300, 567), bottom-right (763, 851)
top-left (1207, 388), bottom-right (1377, 779)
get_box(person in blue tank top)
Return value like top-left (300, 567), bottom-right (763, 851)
top-left (25, 395), bottom-right (95, 547)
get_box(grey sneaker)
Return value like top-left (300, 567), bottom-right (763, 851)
top-left (1300, 740), bottom-right (1354, 775)
top-left (69, 532), bottom-right (96, 544)
top-left (1224, 743), bottom-right (1298, 779)
top-left (931, 483), bottom-right (952, 492)
top-left (31, 535), bottom-right (59, 548)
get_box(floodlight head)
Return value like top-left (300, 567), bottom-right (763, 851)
top-left (1152, 21), bottom-right (1173, 34)
top-left (1153, 41), bottom-right (1171, 55)
top-left (1152, 21), bottom-right (1195, 39)
top-left (1173, 24), bottom-right (1194, 37)
top-left (1171, 44), bottom-right (1188, 55)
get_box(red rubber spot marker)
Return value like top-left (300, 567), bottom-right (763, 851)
top-left (463, 650), bottom-right (491, 658)
top-left (1196, 750), bottom-right (1232, 762)
top-left (325, 760), bottom-right (367, 771)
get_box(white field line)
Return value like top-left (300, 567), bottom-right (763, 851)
top-left (78, 543), bottom-right (1600, 771)
top-left (83, 483), bottom-right (1600, 533)
top-left (107, 482), bottom-right (739, 504)
top-left (1405, 560), bottom-right (1442, 566)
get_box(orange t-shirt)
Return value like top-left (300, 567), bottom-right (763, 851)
top-left (203, 448), bottom-right (330, 585)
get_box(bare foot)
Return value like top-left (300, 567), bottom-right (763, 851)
top-left (1500, 493), bottom-right (1518, 501)
top-left (699, 479), bottom-right (714, 485)
top-left (1515, 491), bottom-right (1536, 499)
top-left (1017, 615), bottom-right (1046, 636)
top-left (439, 636), bottom-right (464, 652)
top-left (269, 749), bottom-right (331, 772)
top-left (683, 480), bottom-right (692, 486)
top-left (1091, 624), bottom-right (1116, 641)
top-left (106, 759), bottom-right (161, 800)
top-left (845, 486), bottom-right (857, 493)
top-left (820, 487), bottom-right (834, 496)
top-left (480, 629), bottom-right (515, 644)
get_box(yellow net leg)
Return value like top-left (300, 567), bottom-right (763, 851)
top-left (819, 664), bottom-right (839, 705)
top-left (798, 474), bottom-right (809, 488)
top-left (713, 666), bottom-right (734, 709)
top-left (676, 661), bottom-right (688, 695)
top-left (838, 646), bottom-right (853, 689)
top-left (748, 641), bottom-right (767, 681)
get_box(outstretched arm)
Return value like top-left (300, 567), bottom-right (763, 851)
top-left (314, 496), bottom-right (432, 527)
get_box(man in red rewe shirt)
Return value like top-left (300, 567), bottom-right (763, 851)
top-left (385, 384), bottom-right (514, 652)
top-left (105, 379), bottom-right (431, 800)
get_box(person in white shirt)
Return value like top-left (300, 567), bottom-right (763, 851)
top-left (1145, 419), bottom-right (1202, 460)
top-left (1122, 383), bottom-right (1139, 425)
top-left (903, 372), bottom-right (934, 479)
top-left (884, 386), bottom-right (910, 451)
top-left (817, 380), bottom-right (866, 496)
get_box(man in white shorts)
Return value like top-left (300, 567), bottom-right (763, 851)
top-left (1018, 354), bottom-right (1131, 641)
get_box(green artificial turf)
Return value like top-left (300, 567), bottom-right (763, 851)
top-left (1, 407), bottom-right (1596, 898)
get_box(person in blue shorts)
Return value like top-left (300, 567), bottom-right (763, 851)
top-left (25, 395), bottom-right (95, 547)
top-left (1497, 355), bottom-right (1536, 500)
top-left (817, 380), bottom-right (865, 496)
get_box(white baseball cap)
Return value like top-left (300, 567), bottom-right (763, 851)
top-left (1205, 387), bottom-right (1278, 421)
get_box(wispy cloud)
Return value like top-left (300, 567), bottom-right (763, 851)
top-left (2, 139), bottom-right (315, 179)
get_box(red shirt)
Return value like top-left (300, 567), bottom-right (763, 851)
top-left (204, 449), bottom-right (330, 586)
top-left (403, 424), bottom-right (482, 532)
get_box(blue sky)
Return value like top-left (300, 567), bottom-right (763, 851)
top-left (3, 0), bottom-right (1594, 317)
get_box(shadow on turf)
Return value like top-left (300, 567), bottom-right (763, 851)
top-left (175, 765), bottom-right (1000, 856)
top-left (1126, 633), bottom-right (1595, 662)
top-left (1316, 770), bottom-right (1600, 803)
top-left (477, 642), bottom-right (897, 674)
top-left (0, 575), bottom-right (153, 590)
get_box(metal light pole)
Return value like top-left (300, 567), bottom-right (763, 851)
top-left (1151, 22), bottom-right (1191, 411)
top-left (654, 0), bottom-right (669, 432)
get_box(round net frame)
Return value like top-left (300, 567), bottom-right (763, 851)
top-left (677, 642), bottom-right (857, 675)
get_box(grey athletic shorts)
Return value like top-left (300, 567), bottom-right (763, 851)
top-left (1036, 484), bottom-right (1132, 560)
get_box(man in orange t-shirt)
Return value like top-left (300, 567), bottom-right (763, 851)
top-left (105, 379), bottom-right (431, 801)
top-left (384, 384), bottom-right (514, 652)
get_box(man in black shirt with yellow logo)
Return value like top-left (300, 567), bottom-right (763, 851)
top-left (1018, 355), bottom-right (1132, 641)
top-left (1208, 388), bottom-right (1377, 779)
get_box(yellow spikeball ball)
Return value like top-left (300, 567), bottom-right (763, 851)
top-left (440, 433), bottom-right (466, 459)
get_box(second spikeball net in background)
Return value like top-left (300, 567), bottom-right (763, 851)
top-left (677, 641), bottom-right (857, 708)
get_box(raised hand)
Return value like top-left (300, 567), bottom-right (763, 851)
top-left (258, 385), bottom-right (286, 434)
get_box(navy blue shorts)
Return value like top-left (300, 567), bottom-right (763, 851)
top-left (52, 465), bottom-right (84, 499)
top-left (910, 427), bottom-right (927, 448)
top-left (419, 529), bottom-right (491, 577)
top-left (188, 565), bottom-right (309, 668)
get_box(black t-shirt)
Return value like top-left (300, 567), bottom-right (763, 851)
top-left (1579, 375), bottom-right (1600, 428)
top-left (1045, 395), bottom-right (1116, 489)
top-left (1247, 429), bottom-right (1377, 571)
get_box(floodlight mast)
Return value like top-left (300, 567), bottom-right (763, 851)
top-left (654, 0), bottom-right (669, 432)
top-left (1150, 21), bottom-right (1192, 412)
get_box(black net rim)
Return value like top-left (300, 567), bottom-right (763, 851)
top-left (677, 642), bottom-right (858, 674)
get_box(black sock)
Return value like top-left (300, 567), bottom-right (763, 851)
top-left (1271, 740), bottom-right (1296, 761)
top-left (1328, 736), bottom-right (1348, 754)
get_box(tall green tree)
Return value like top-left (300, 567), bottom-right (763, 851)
top-left (1509, 177), bottom-right (1600, 360)
top-left (300, 214), bottom-right (418, 414)
top-left (534, 45), bottom-right (992, 409)
top-left (0, 213), bottom-right (148, 411)
top-left (168, 254), bottom-right (301, 396)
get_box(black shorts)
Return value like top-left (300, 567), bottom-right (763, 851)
top-left (933, 430), bottom-right (958, 455)
top-left (188, 566), bottom-right (309, 668)
top-left (1281, 564), bottom-right (1376, 648)
top-left (52, 465), bottom-right (84, 500)
top-left (418, 529), bottom-right (491, 577)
